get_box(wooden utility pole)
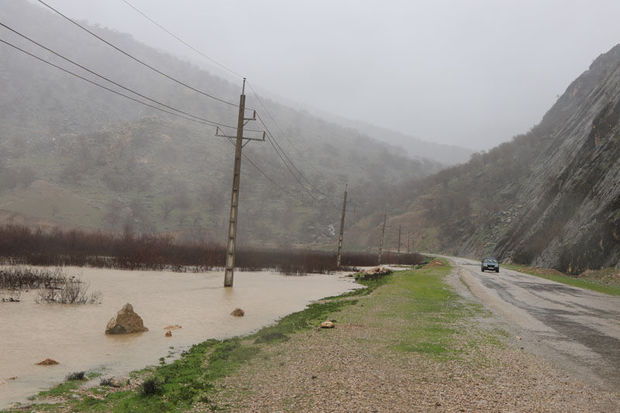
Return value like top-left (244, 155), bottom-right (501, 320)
top-left (378, 211), bottom-right (387, 265)
top-left (397, 224), bottom-right (401, 255)
top-left (336, 184), bottom-right (348, 268)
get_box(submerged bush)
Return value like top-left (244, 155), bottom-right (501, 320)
top-left (0, 266), bottom-right (65, 290)
top-left (0, 266), bottom-right (101, 304)
top-left (36, 277), bottom-right (101, 304)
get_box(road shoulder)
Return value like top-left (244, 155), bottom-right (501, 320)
top-left (208, 262), bottom-right (619, 412)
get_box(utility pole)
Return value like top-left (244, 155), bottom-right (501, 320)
top-left (336, 184), bottom-right (348, 268)
top-left (221, 78), bottom-right (264, 287)
top-left (407, 230), bottom-right (411, 254)
top-left (397, 225), bottom-right (401, 255)
top-left (378, 211), bottom-right (387, 265)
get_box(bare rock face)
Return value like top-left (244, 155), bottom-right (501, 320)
top-left (105, 303), bottom-right (148, 334)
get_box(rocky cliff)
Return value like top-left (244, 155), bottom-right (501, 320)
top-left (495, 45), bottom-right (620, 272)
top-left (349, 44), bottom-right (620, 273)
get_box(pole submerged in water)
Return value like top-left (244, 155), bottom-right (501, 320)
top-left (224, 79), bottom-right (247, 287)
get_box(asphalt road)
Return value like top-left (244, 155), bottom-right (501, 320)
top-left (448, 256), bottom-right (620, 391)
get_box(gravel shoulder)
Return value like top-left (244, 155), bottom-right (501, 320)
top-left (208, 264), bottom-right (619, 412)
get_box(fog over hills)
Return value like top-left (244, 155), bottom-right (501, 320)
top-left (309, 112), bottom-right (474, 165)
top-left (0, 0), bottom-right (442, 245)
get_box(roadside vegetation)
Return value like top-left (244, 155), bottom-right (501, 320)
top-left (504, 263), bottom-right (620, 296)
top-left (0, 224), bottom-right (424, 274)
top-left (6, 258), bottom-right (509, 412)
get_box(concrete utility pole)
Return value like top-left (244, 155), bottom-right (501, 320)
top-left (221, 78), bottom-right (264, 287)
top-left (336, 184), bottom-right (348, 268)
top-left (407, 230), bottom-right (411, 254)
top-left (397, 224), bottom-right (401, 255)
top-left (378, 211), bottom-right (387, 265)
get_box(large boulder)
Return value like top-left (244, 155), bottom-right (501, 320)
top-left (105, 303), bottom-right (148, 334)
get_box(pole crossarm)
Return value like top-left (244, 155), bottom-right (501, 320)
top-left (215, 126), bottom-right (265, 142)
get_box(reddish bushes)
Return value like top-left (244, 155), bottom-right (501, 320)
top-left (0, 225), bottom-right (425, 274)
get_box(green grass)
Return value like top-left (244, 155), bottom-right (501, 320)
top-left (367, 259), bottom-right (487, 360)
top-left (36, 380), bottom-right (83, 398)
top-left (504, 264), bottom-right (620, 296)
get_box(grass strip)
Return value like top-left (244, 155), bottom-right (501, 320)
top-left (504, 264), bottom-right (620, 296)
top-left (366, 259), bottom-right (486, 359)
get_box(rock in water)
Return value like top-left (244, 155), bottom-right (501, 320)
top-left (320, 321), bottom-right (335, 329)
top-left (165, 331), bottom-right (172, 337)
top-left (36, 358), bottom-right (59, 366)
top-left (105, 303), bottom-right (148, 334)
top-left (230, 308), bottom-right (245, 317)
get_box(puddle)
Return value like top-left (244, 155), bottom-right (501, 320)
top-left (0, 267), bottom-right (359, 407)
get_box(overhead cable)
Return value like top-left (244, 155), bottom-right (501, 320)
top-left (110, 1), bottom-right (327, 200)
top-left (119, 0), bottom-right (244, 79)
top-left (0, 22), bottom-right (236, 130)
top-left (37, 0), bottom-right (240, 108)
top-left (0, 37), bottom-right (227, 128)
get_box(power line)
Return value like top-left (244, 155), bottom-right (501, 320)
top-left (119, 0), bottom-right (244, 79)
top-left (248, 82), bottom-right (331, 199)
top-left (0, 31), bottom-right (315, 202)
top-left (242, 152), bottom-right (299, 198)
top-left (0, 22), bottom-right (236, 130)
top-left (37, 0), bottom-right (241, 108)
top-left (223, 139), bottom-right (319, 202)
top-left (259, 115), bottom-right (332, 200)
top-left (108, 0), bottom-right (329, 201)
top-left (0, 36), bottom-right (228, 129)
top-left (247, 81), bottom-right (320, 170)
top-left (265, 133), bottom-right (319, 200)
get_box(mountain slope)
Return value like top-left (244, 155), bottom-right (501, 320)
top-left (348, 44), bottom-right (620, 273)
top-left (0, 0), bottom-right (442, 245)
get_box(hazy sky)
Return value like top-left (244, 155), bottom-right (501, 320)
top-left (32, 0), bottom-right (620, 150)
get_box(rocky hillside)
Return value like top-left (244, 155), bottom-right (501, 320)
top-left (0, 0), bottom-right (442, 246)
top-left (348, 44), bottom-right (620, 273)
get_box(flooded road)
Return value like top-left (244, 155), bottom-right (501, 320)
top-left (0, 267), bottom-right (359, 408)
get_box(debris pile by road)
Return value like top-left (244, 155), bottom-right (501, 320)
top-left (354, 266), bottom-right (392, 280)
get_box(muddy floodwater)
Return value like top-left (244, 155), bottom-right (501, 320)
top-left (0, 267), bottom-right (359, 408)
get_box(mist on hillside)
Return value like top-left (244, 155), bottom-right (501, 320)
top-left (0, 0), bottom-right (618, 271)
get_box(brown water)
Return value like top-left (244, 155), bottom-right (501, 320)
top-left (0, 267), bottom-right (359, 408)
